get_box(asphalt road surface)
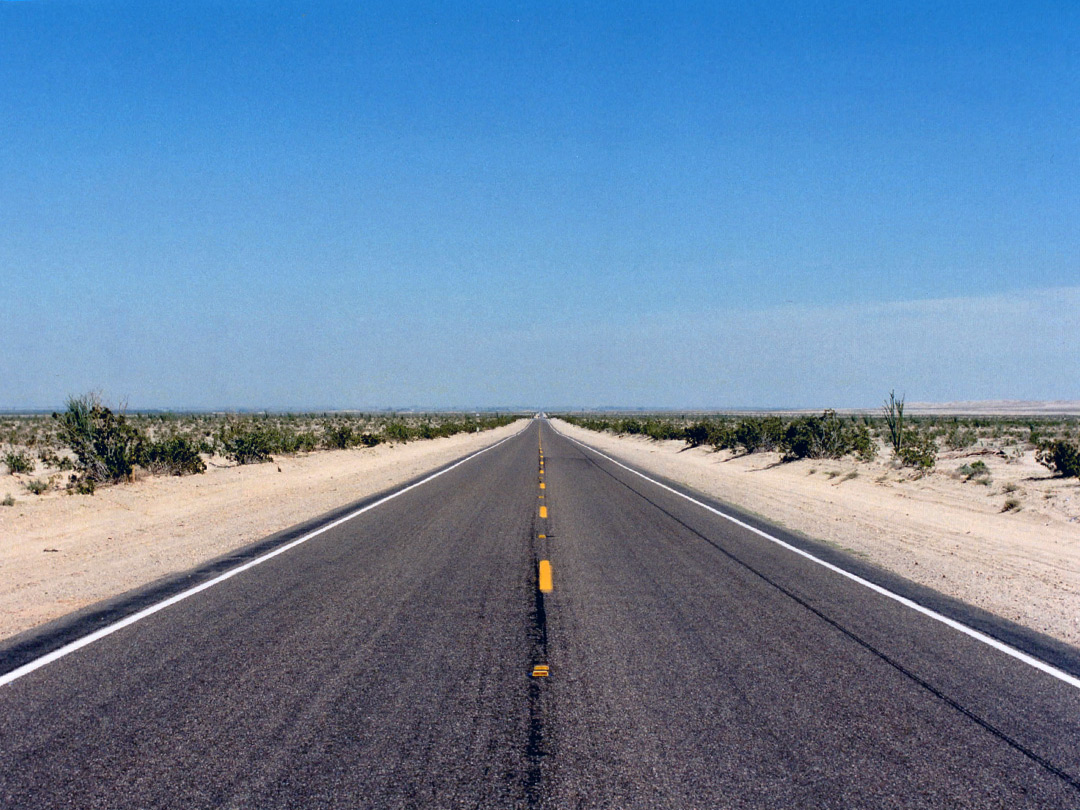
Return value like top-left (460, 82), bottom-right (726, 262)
top-left (2, 419), bottom-right (1078, 808)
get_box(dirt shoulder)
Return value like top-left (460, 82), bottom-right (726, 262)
top-left (552, 419), bottom-right (1080, 648)
top-left (0, 420), bottom-right (529, 641)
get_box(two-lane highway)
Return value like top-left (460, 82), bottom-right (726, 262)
top-left (1, 419), bottom-right (1078, 808)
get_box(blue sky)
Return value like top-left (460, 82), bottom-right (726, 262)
top-left (2, 1), bottom-right (1077, 409)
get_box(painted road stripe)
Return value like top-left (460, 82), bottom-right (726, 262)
top-left (540, 482), bottom-right (545, 489)
top-left (539, 560), bottom-right (553, 592)
top-left (539, 505), bottom-right (548, 519)
top-left (0, 424), bottom-right (533, 689)
top-left (554, 426), bottom-right (1080, 691)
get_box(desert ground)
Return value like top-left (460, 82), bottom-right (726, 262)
top-left (552, 419), bottom-right (1080, 648)
top-left (0, 420), bottom-right (528, 641)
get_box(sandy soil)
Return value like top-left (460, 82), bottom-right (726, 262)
top-left (552, 419), bottom-right (1080, 648)
top-left (0, 420), bottom-right (528, 641)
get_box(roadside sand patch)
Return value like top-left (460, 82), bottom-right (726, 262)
top-left (552, 419), bottom-right (1080, 648)
top-left (0, 420), bottom-right (528, 641)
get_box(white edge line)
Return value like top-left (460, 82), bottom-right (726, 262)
top-left (0, 422), bottom-right (533, 688)
top-left (550, 422), bottom-right (1080, 691)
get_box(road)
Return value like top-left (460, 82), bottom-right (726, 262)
top-left (1, 419), bottom-right (1078, 808)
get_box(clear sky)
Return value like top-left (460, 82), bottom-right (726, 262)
top-left (2, 1), bottom-right (1077, 410)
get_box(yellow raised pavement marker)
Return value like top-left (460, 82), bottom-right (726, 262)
top-left (539, 505), bottom-right (547, 519)
top-left (538, 560), bottom-right (553, 592)
top-left (532, 664), bottom-right (549, 678)
top-left (539, 482), bottom-right (545, 489)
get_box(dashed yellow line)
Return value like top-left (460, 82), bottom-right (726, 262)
top-left (539, 482), bottom-right (545, 489)
top-left (538, 560), bottom-right (553, 592)
top-left (539, 505), bottom-right (547, 519)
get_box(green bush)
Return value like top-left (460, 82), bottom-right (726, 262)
top-left (849, 423), bottom-right (877, 461)
top-left (25, 478), bottom-right (48, 495)
top-left (957, 460), bottom-right (990, 482)
top-left (1036, 440), bottom-right (1080, 478)
top-left (782, 411), bottom-right (847, 460)
top-left (4, 450), bottom-right (34, 475)
top-left (683, 421), bottom-right (711, 447)
top-left (383, 422), bottom-right (412, 443)
top-left (141, 436), bottom-right (206, 476)
top-left (945, 427), bottom-right (976, 450)
top-left (898, 430), bottom-right (937, 469)
top-left (735, 416), bottom-right (784, 454)
top-left (53, 394), bottom-right (145, 485)
top-left (217, 424), bottom-right (276, 465)
top-left (322, 423), bottom-right (355, 450)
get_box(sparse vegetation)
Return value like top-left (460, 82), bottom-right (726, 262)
top-left (897, 430), bottom-right (937, 470)
top-left (957, 460), bottom-right (990, 483)
top-left (1, 493), bottom-right (14, 506)
top-left (1036, 439), bottom-right (1080, 478)
top-left (0, 398), bottom-right (520, 489)
top-left (25, 478), bottom-right (48, 495)
top-left (1002, 496), bottom-right (1022, 512)
top-left (3, 450), bottom-right (34, 475)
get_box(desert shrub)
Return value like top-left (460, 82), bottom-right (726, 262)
top-left (37, 448), bottom-right (62, 467)
top-left (282, 429), bottom-right (318, 454)
top-left (383, 421), bottom-right (412, 443)
top-left (217, 424), bottom-right (276, 464)
top-left (68, 475), bottom-right (95, 495)
top-left (1002, 496), bottom-right (1022, 512)
top-left (359, 432), bottom-right (381, 447)
top-left (957, 460), bottom-right (991, 485)
top-left (141, 435), bottom-right (206, 476)
top-left (782, 410), bottom-right (847, 460)
top-left (25, 478), bottom-right (48, 495)
top-left (849, 423), bottom-right (877, 461)
top-left (957, 460), bottom-right (990, 482)
top-left (1036, 440), bottom-right (1080, 478)
top-left (684, 421), bottom-right (713, 447)
top-left (945, 427), bottom-right (977, 450)
top-left (53, 394), bottom-right (145, 485)
top-left (4, 450), bottom-right (34, 475)
top-left (1, 493), bottom-right (14, 506)
top-left (735, 416), bottom-right (784, 454)
top-left (642, 419), bottom-right (685, 441)
top-left (708, 422), bottom-right (737, 451)
top-left (898, 430), bottom-right (937, 469)
top-left (322, 423), bottom-right (355, 450)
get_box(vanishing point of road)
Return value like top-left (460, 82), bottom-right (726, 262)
top-left (1, 419), bottom-right (1078, 808)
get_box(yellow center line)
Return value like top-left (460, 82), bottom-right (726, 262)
top-left (538, 560), bottom-right (553, 592)
top-left (539, 482), bottom-right (545, 489)
top-left (539, 505), bottom-right (547, 519)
